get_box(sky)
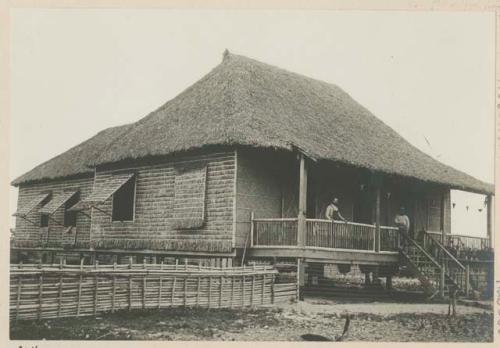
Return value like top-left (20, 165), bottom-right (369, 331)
top-left (9, 9), bottom-right (495, 237)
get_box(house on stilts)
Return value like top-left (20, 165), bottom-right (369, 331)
top-left (11, 50), bottom-right (494, 299)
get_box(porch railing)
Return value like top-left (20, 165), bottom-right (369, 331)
top-left (305, 219), bottom-right (375, 251)
top-left (424, 231), bottom-right (492, 260)
top-left (380, 226), bottom-right (400, 252)
top-left (252, 217), bottom-right (400, 252)
top-left (252, 218), bottom-right (298, 246)
top-left (448, 234), bottom-right (491, 250)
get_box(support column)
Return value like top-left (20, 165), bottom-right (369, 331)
top-left (486, 195), bottom-right (493, 248)
top-left (297, 153), bottom-right (308, 247)
top-left (297, 258), bottom-right (305, 302)
top-left (386, 276), bottom-right (393, 291)
top-left (465, 264), bottom-right (470, 297)
top-left (375, 182), bottom-right (381, 252)
top-left (440, 190), bottom-right (446, 245)
top-left (440, 266), bottom-right (445, 298)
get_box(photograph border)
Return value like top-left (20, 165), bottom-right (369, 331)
top-left (0, 1), bottom-right (498, 347)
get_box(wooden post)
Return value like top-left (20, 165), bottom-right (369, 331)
top-left (440, 193), bottom-right (447, 273)
top-left (38, 273), bottom-right (43, 320)
top-left (465, 264), bottom-right (470, 297)
top-left (208, 276), bottom-right (212, 308)
top-left (242, 271), bottom-right (246, 307)
top-left (94, 261), bottom-right (99, 316)
top-left (219, 276), bottom-right (223, 308)
top-left (57, 258), bottom-right (63, 317)
top-left (183, 277), bottom-right (188, 307)
top-left (271, 274), bottom-right (275, 304)
top-left (298, 153), bottom-right (308, 247)
top-left (250, 211), bottom-right (255, 247)
top-left (158, 261), bottom-right (164, 309)
top-left (439, 193), bottom-right (448, 247)
top-left (261, 274), bottom-right (266, 304)
top-left (16, 263), bottom-right (22, 321)
top-left (142, 260), bottom-right (147, 310)
top-left (375, 183), bottom-right (381, 253)
top-left (486, 195), bottom-right (493, 248)
top-left (365, 272), bottom-right (371, 285)
top-left (440, 190), bottom-right (446, 238)
top-left (158, 270), bottom-right (163, 309)
top-left (296, 258), bottom-right (301, 302)
top-left (112, 262), bottom-right (116, 313)
top-left (128, 257), bottom-right (133, 311)
top-left (440, 266), bottom-right (445, 298)
top-left (196, 276), bottom-right (201, 307)
top-left (230, 276), bottom-right (234, 308)
top-left (77, 257), bottom-right (83, 316)
top-left (251, 274), bottom-right (255, 307)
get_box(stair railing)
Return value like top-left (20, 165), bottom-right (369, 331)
top-left (399, 232), bottom-right (442, 295)
top-left (400, 232), bottom-right (441, 268)
top-left (422, 231), bottom-right (468, 294)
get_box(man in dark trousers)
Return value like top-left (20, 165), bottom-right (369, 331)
top-left (394, 206), bottom-right (410, 248)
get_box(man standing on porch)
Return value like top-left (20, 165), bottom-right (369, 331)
top-left (395, 206), bottom-right (410, 247)
top-left (325, 197), bottom-right (348, 222)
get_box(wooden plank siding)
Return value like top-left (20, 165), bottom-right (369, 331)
top-left (411, 186), bottom-right (451, 236)
top-left (14, 177), bottom-right (94, 248)
top-left (90, 151), bottom-right (236, 253)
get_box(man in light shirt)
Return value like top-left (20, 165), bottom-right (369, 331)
top-left (325, 197), bottom-right (348, 223)
top-left (395, 206), bottom-right (410, 247)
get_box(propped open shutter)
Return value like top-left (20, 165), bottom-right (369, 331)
top-left (39, 190), bottom-right (79, 215)
top-left (171, 165), bottom-right (207, 229)
top-left (69, 173), bottom-right (135, 211)
top-left (14, 192), bottom-right (51, 217)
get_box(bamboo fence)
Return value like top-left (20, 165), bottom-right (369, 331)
top-left (10, 261), bottom-right (297, 321)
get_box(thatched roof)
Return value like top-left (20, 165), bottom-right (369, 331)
top-left (11, 124), bottom-right (131, 186)
top-left (13, 51), bottom-right (493, 194)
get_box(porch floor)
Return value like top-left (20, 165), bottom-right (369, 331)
top-left (248, 246), bottom-right (399, 265)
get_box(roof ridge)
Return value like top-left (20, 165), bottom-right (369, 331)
top-left (13, 51), bottom-right (494, 194)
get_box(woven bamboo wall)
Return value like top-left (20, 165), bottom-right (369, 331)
top-left (10, 263), bottom-right (297, 321)
top-left (14, 176), bottom-right (94, 248)
top-left (91, 151), bottom-right (236, 252)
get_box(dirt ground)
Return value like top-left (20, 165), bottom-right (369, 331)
top-left (10, 299), bottom-right (493, 342)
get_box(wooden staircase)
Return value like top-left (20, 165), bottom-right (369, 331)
top-left (399, 232), bottom-right (469, 299)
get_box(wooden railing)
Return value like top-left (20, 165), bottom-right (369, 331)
top-left (399, 232), bottom-right (443, 294)
top-left (305, 219), bottom-right (375, 251)
top-left (422, 231), bottom-right (469, 293)
top-left (380, 226), bottom-right (400, 252)
top-left (424, 231), bottom-right (492, 260)
top-left (425, 231), bottom-right (490, 249)
top-left (447, 234), bottom-right (491, 250)
top-left (252, 217), bottom-right (399, 253)
top-left (252, 218), bottom-right (298, 246)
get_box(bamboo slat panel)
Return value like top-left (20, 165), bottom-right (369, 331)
top-left (305, 220), bottom-right (375, 251)
top-left (10, 263), bottom-right (293, 321)
top-left (253, 219), bottom-right (298, 246)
